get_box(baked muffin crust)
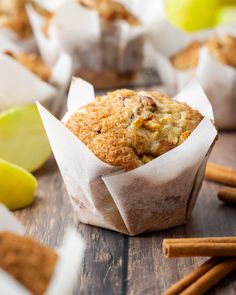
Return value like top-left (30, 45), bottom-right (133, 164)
top-left (207, 35), bottom-right (236, 68)
top-left (78, 0), bottom-right (140, 25)
top-left (170, 41), bottom-right (204, 70)
top-left (0, 0), bottom-right (32, 38)
top-left (5, 51), bottom-right (51, 82)
top-left (66, 89), bottom-right (203, 170)
top-left (0, 232), bottom-right (57, 295)
top-left (0, 0), bottom-right (51, 38)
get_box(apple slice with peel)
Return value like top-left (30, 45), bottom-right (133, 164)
top-left (0, 104), bottom-right (51, 172)
top-left (0, 159), bottom-right (37, 210)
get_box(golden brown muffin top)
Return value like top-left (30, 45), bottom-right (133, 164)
top-left (170, 41), bottom-right (204, 70)
top-left (207, 34), bottom-right (236, 68)
top-left (0, 231), bottom-right (58, 295)
top-left (78, 0), bottom-right (141, 25)
top-left (66, 89), bottom-right (203, 171)
top-left (5, 51), bottom-right (51, 82)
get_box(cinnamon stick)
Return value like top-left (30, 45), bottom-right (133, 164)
top-left (164, 258), bottom-right (218, 295)
top-left (205, 163), bottom-right (236, 186)
top-left (164, 257), bottom-right (236, 295)
top-left (218, 187), bottom-right (236, 205)
top-left (163, 237), bottom-right (236, 258)
top-left (181, 258), bottom-right (236, 295)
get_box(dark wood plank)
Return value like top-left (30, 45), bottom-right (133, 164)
top-left (127, 131), bottom-right (236, 295)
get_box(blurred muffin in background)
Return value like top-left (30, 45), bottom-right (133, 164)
top-left (37, 0), bottom-right (147, 88)
top-left (171, 34), bottom-right (236, 70)
top-left (208, 35), bottom-right (236, 68)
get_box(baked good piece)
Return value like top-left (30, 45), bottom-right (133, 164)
top-left (0, 231), bottom-right (57, 295)
top-left (0, 0), bottom-right (50, 38)
top-left (207, 35), bottom-right (236, 68)
top-left (66, 89), bottom-right (203, 171)
top-left (170, 41), bottom-right (204, 70)
top-left (5, 51), bottom-right (51, 82)
top-left (171, 35), bottom-right (236, 70)
top-left (0, 0), bottom-right (32, 38)
top-left (78, 0), bottom-right (140, 25)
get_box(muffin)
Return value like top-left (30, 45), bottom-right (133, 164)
top-left (171, 35), bottom-right (236, 70)
top-left (0, 231), bottom-right (57, 295)
top-left (37, 78), bottom-right (217, 235)
top-left (37, 0), bottom-right (144, 88)
top-left (5, 51), bottom-right (51, 81)
top-left (66, 89), bottom-right (203, 171)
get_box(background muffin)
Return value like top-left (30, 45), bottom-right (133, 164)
top-left (66, 89), bottom-right (203, 170)
top-left (171, 34), bottom-right (236, 70)
top-left (207, 35), bottom-right (236, 68)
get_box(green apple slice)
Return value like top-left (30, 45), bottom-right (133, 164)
top-left (215, 6), bottom-right (236, 26)
top-left (0, 159), bottom-right (37, 210)
top-left (0, 104), bottom-right (51, 172)
top-left (166, 0), bottom-right (218, 32)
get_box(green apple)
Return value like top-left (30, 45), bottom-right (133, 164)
top-left (0, 104), bottom-right (51, 172)
top-left (166, 0), bottom-right (236, 32)
top-left (215, 6), bottom-right (236, 26)
top-left (0, 159), bottom-right (37, 210)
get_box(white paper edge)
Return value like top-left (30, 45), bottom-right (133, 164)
top-left (0, 34), bottom-right (22, 53)
top-left (0, 205), bottom-right (25, 235)
top-left (67, 78), bottom-right (95, 111)
top-left (46, 229), bottom-right (85, 295)
top-left (175, 78), bottom-right (214, 121)
top-left (37, 101), bottom-right (115, 172)
top-left (0, 53), bottom-right (57, 106)
top-left (0, 269), bottom-right (30, 295)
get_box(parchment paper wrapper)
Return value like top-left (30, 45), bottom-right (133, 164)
top-left (151, 1), bottom-right (236, 129)
top-left (0, 45), bottom-right (72, 115)
top-left (28, 0), bottom-right (160, 87)
top-left (0, 27), bottom-right (36, 53)
top-left (0, 204), bottom-right (85, 295)
top-left (37, 78), bottom-right (217, 236)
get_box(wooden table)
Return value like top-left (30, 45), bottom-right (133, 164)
top-left (14, 109), bottom-right (236, 294)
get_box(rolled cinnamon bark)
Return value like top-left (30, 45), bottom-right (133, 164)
top-left (163, 238), bottom-right (236, 258)
top-left (164, 258), bottom-right (218, 295)
top-left (180, 258), bottom-right (236, 295)
top-left (205, 163), bottom-right (236, 186)
top-left (218, 187), bottom-right (236, 205)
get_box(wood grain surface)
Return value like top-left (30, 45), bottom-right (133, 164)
top-left (14, 123), bottom-right (236, 294)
